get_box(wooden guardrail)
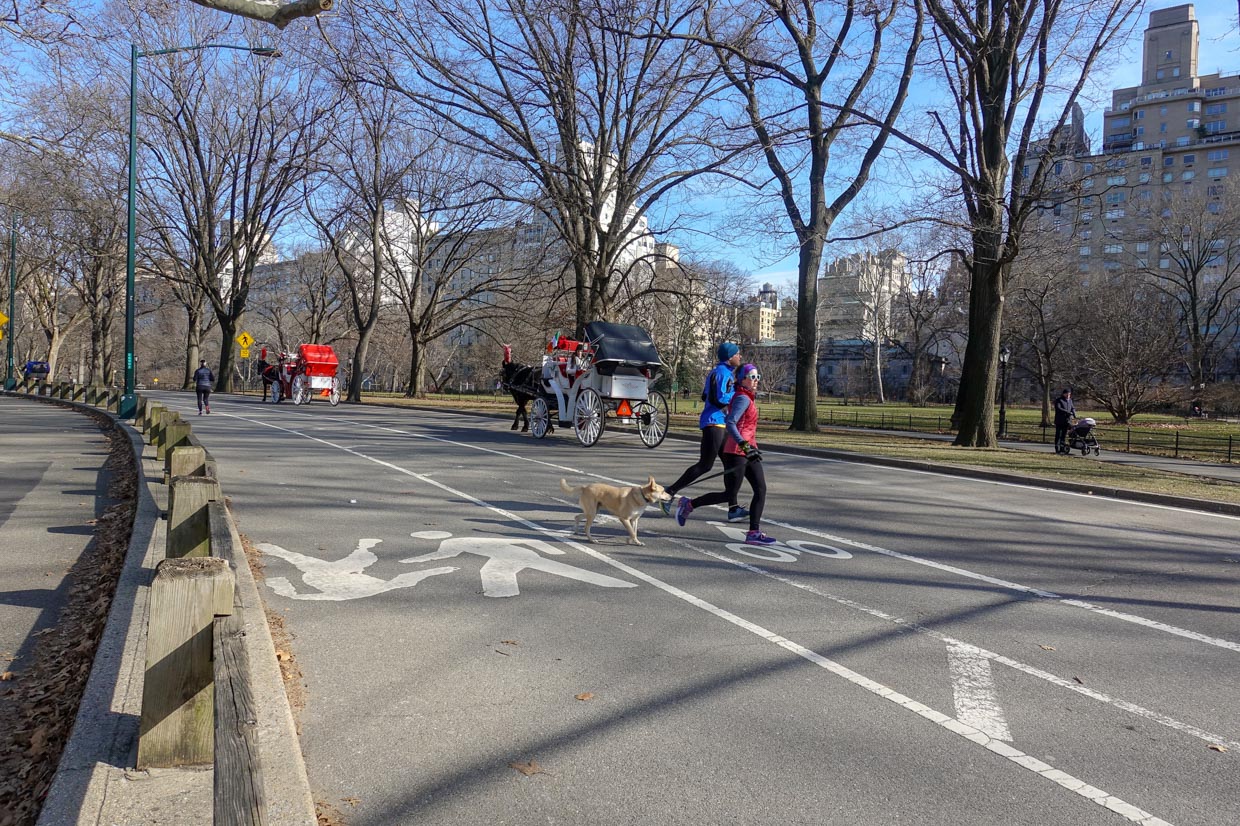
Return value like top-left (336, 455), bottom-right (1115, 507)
top-left (17, 382), bottom-right (266, 824)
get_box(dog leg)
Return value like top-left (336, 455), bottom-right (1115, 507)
top-left (582, 504), bottom-right (597, 543)
top-left (623, 516), bottom-right (643, 545)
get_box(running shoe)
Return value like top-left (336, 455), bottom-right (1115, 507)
top-left (744, 530), bottom-right (777, 546)
top-left (675, 497), bottom-right (694, 527)
top-left (727, 505), bottom-right (749, 523)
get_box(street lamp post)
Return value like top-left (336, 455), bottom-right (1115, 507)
top-left (4, 215), bottom-right (14, 390)
top-left (934, 355), bottom-right (948, 404)
top-left (998, 344), bottom-right (1011, 439)
top-left (121, 42), bottom-right (278, 418)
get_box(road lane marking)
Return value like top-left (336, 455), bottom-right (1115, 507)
top-left (666, 539), bottom-right (1240, 752)
top-left (176, 399), bottom-right (1240, 656)
top-left (257, 538), bottom-right (458, 600)
top-left (194, 407), bottom-right (1177, 823)
top-left (947, 642), bottom-right (1014, 741)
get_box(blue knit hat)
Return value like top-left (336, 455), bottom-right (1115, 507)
top-left (717, 341), bottom-right (739, 362)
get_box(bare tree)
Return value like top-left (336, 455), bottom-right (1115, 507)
top-left (1128, 177), bottom-right (1240, 394)
top-left (136, 14), bottom-right (325, 391)
top-left (251, 249), bottom-right (348, 348)
top-left (698, 0), bottom-right (923, 430)
top-left (911, 0), bottom-right (1141, 446)
top-left (892, 246), bottom-right (958, 404)
top-left (1064, 284), bottom-right (1181, 423)
top-left (352, 0), bottom-right (730, 337)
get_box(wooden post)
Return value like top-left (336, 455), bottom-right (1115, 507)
top-left (73, 384), bottom-right (85, 403)
top-left (156, 412), bottom-right (185, 460)
top-left (137, 557), bottom-right (233, 769)
top-left (145, 403), bottom-right (166, 441)
top-left (167, 444), bottom-right (207, 482)
top-left (167, 476), bottom-right (222, 559)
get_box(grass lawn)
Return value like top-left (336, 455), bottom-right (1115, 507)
top-left (355, 392), bottom-right (1240, 507)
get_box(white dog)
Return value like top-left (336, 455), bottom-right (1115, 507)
top-left (559, 476), bottom-right (671, 545)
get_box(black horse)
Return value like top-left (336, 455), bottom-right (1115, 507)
top-left (501, 345), bottom-right (552, 433)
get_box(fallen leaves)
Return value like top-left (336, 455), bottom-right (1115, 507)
top-left (1037, 645), bottom-right (1056, 651)
top-left (494, 649), bottom-right (510, 656)
top-left (0, 672), bottom-right (14, 682)
top-left (508, 759), bottom-right (545, 777)
top-left (1073, 676), bottom-right (1085, 685)
top-left (574, 692), bottom-right (594, 702)
top-left (1208, 744), bottom-right (1228, 753)
top-left (342, 796), bottom-right (361, 806)
top-left (275, 651), bottom-right (292, 662)
top-left (501, 640), bottom-right (519, 646)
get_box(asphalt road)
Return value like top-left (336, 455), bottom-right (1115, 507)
top-left (148, 391), bottom-right (1239, 826)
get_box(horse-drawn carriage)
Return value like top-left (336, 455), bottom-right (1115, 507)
top-left (258, 344), bottom-right (341, 406)
top-left (505, 322), bottom-right (669, 448)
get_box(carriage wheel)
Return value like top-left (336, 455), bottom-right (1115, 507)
top-left (328, 377), bottom-right (341, 406)
top-left (636, 391), bottom-right (669, 448)
top-left (574, 388), bottom-right (604, 447)
top-left (531, 397), bottom-right (551, 439)
top-left (291, 374), bottom-right (311, 405)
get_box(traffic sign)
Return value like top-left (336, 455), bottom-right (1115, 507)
top-left (0, 310), bottom-right (8, 327)
top-left (236, 331), bottom-right (255, 349)
top-left (240, 348), bottom-right (251, 359)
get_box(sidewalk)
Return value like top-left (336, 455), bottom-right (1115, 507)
top-left (821, 425), bottom-right (1240, 485)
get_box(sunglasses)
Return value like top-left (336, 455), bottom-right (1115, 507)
top-left (743, 372), bottom-right (761, 381)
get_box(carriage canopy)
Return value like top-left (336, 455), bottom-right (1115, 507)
top-left (582, 322), bottom-right (663, 369)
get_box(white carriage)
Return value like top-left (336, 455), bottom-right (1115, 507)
top-left (530, 321), bottom-right (669, 448)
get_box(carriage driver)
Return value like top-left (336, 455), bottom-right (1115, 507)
top-left (660, 341), bottom-right (747, 523)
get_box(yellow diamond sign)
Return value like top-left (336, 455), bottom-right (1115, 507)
top-left (0, 310), bottom-right (8, 327)
top-left (235, 331), bottom-right (254, 349)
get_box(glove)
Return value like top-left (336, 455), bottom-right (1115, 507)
top-left (738, 440), bottom-right (762, 461)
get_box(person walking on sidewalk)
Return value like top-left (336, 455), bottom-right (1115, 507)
top-left (673, 364), bottom-right (775, 545)
top-left (1054, 388), bottom-right (1075, 454)
top-left (193, 359), bottom-right (215, 415)
top-left (660, 341), bottom-right (748, 523)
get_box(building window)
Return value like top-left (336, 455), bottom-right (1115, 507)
top-left (1156, 70), bottom-right (1165, 80)
top-left (1164, 50), bottom-right (1173, 59)
top-left (1105, 209), bottom-right (1125, 219)
top-left (1141, 156), bottom-right (1152, 166)
top-left (1136, 258), bottom-right (1148, 267)
top-left (1173, 67), bottom-right (1181, 78)
top-left (1160, 106), bottom-right (1168, 115)
top-left (1132, 126), bottom-right (1144, 137)
top-left (1079, 246), bottom-right (1091, 256)
top-left (1054, 161), bottom-right (1063, 175)
top-left (1111, 117), bottom-right (1130, 128)
top-left (1207, 149), bottom-right (1229, 161)
top-left (1206, 103), bottom-right (1227, 115)
top-left (1139, 172), bottom-right (1151, 183)
top-left (1162, 172), bottom-right (1174, 183)
top-left (1208, 185), bottom-right (1224, 196)
top-left (1207, 167), bottom-right (1228, 178)
top-left (1078, 263), bottom-right (1091, 273)
top-left (1106, 158), bottom-right (1126, 169)
top-left (1082, 163), bottom-right (1094, 173)
top-left (1206, 87), bottom-right (1225, 98)
top-left (1106, 175), bottom-right (1126, 185)
top-left (1080, 229), bottom-right (1092, 240)
top-left (1187, 118), bottom-right (1200, 129)
top-left (1159, 122), bottom-right (1168, 133)
top-left (1053, 203), bottom-right (1063, 216)
top-left (1081, 211), bottom-right (1093, 222)
top-left (1134, 111), bottom-right (1145, 120)
top-left (1104, 260), bottom-right (1122, 271)
top-left (1188, 101), bottom-right (1200, 113)
top-left (1159, 259), bottom-right (1170, 269)
top-left (1138, 189), bottom-right (1152, 200)
top-left (1182, 171), bottom-right (1195, 181)
top-left (1206, 120), bottom-right (1226, 133)
top-left (1208, 202), bottom-right (1221, 214)
top-left (1105, 191), bottom-right (1126, 204)
top-left (1177, 136), bottom-right (1191, 147)
top-left (1103, 244), bottom-right (1123, 254)
top-left (1164, 156), bottom-right (1175, 166)
top-left (1184, 154), bottom-right (1195, 165)
top-left (1135, 242), bottom-right (1149, 253)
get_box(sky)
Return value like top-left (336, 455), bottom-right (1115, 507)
top-left (699, 0), bottom-right (1240, 296)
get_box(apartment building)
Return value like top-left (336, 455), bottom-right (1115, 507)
top-left (738, 282), bottom-right (781, 343)
top-left (818, 249), bottom-right (910, 342)
top-left (1039, 4), bottom-right (1237, 278)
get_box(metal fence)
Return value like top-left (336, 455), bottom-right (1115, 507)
top-left (760, 406), bottom-right (1238, 464)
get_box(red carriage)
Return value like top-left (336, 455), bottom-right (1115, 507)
top-left (258, 344), bottom-right (341, 406)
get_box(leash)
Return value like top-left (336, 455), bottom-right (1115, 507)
top-left (681, 454), bottom-right (762, 489)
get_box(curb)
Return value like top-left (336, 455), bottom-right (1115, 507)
top-left (353, 398), bottom-right (1240, 519)
top-left (10, 392), bottom-right (316, 825)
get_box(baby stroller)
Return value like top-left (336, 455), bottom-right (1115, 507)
top-left (1067, 417), bottom-right (1100, 456)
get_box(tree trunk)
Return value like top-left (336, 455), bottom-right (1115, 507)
top-left (953, 257), bottom-right (1005, 447)
top-left (183, 303), bottom-right (204, 389)
top-left (349, 327), bottom-right (375, 403)
top-left (791, 240), bottom-right (823, 431)
top-left (216, 315), bottom-right (238, 393)
top-left (874, 341), bottom-right (885, 404)
top-left (406, 336), bottom-right (424, 398)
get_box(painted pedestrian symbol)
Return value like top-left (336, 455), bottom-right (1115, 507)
top-left (258, 532), bottom-right (636, 600)
top-left (258, 538), bottom-right (457, 601)
top-left (403, 531), bottom-right (636, 598)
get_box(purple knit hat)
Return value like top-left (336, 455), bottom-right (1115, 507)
top-left (738, 364), bottom-right (760, 381)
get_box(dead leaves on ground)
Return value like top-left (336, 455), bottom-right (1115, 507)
top-left (509, 759), bottom-right (546, 777)
top-left (574, 692), bottom-right (594, 702)
top-left (1037, 644), bottom-right (1056, 651)
top-left (1208, 744), bottom-right (1228, 753)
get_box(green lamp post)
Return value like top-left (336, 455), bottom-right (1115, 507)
top-left (121, 42), bottom-right (278, 418)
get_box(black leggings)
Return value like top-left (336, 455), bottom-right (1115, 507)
top-left (690, 454), bottom-right (766, 532)
top-left (196, 387), bottom-right (211, 411)
top-left (668, 427), bottom-right (730, 501)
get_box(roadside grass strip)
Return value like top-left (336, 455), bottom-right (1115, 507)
top-left (187, 402), bottom-right (1193, 825)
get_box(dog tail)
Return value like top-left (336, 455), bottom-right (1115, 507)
top-left (559, 478), bottom-right (576, 496)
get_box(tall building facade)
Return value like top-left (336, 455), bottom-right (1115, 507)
top-left (1038, 4), bottom-right (1237, 278)
top-left (818, 249), bottom-right (909, 342)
